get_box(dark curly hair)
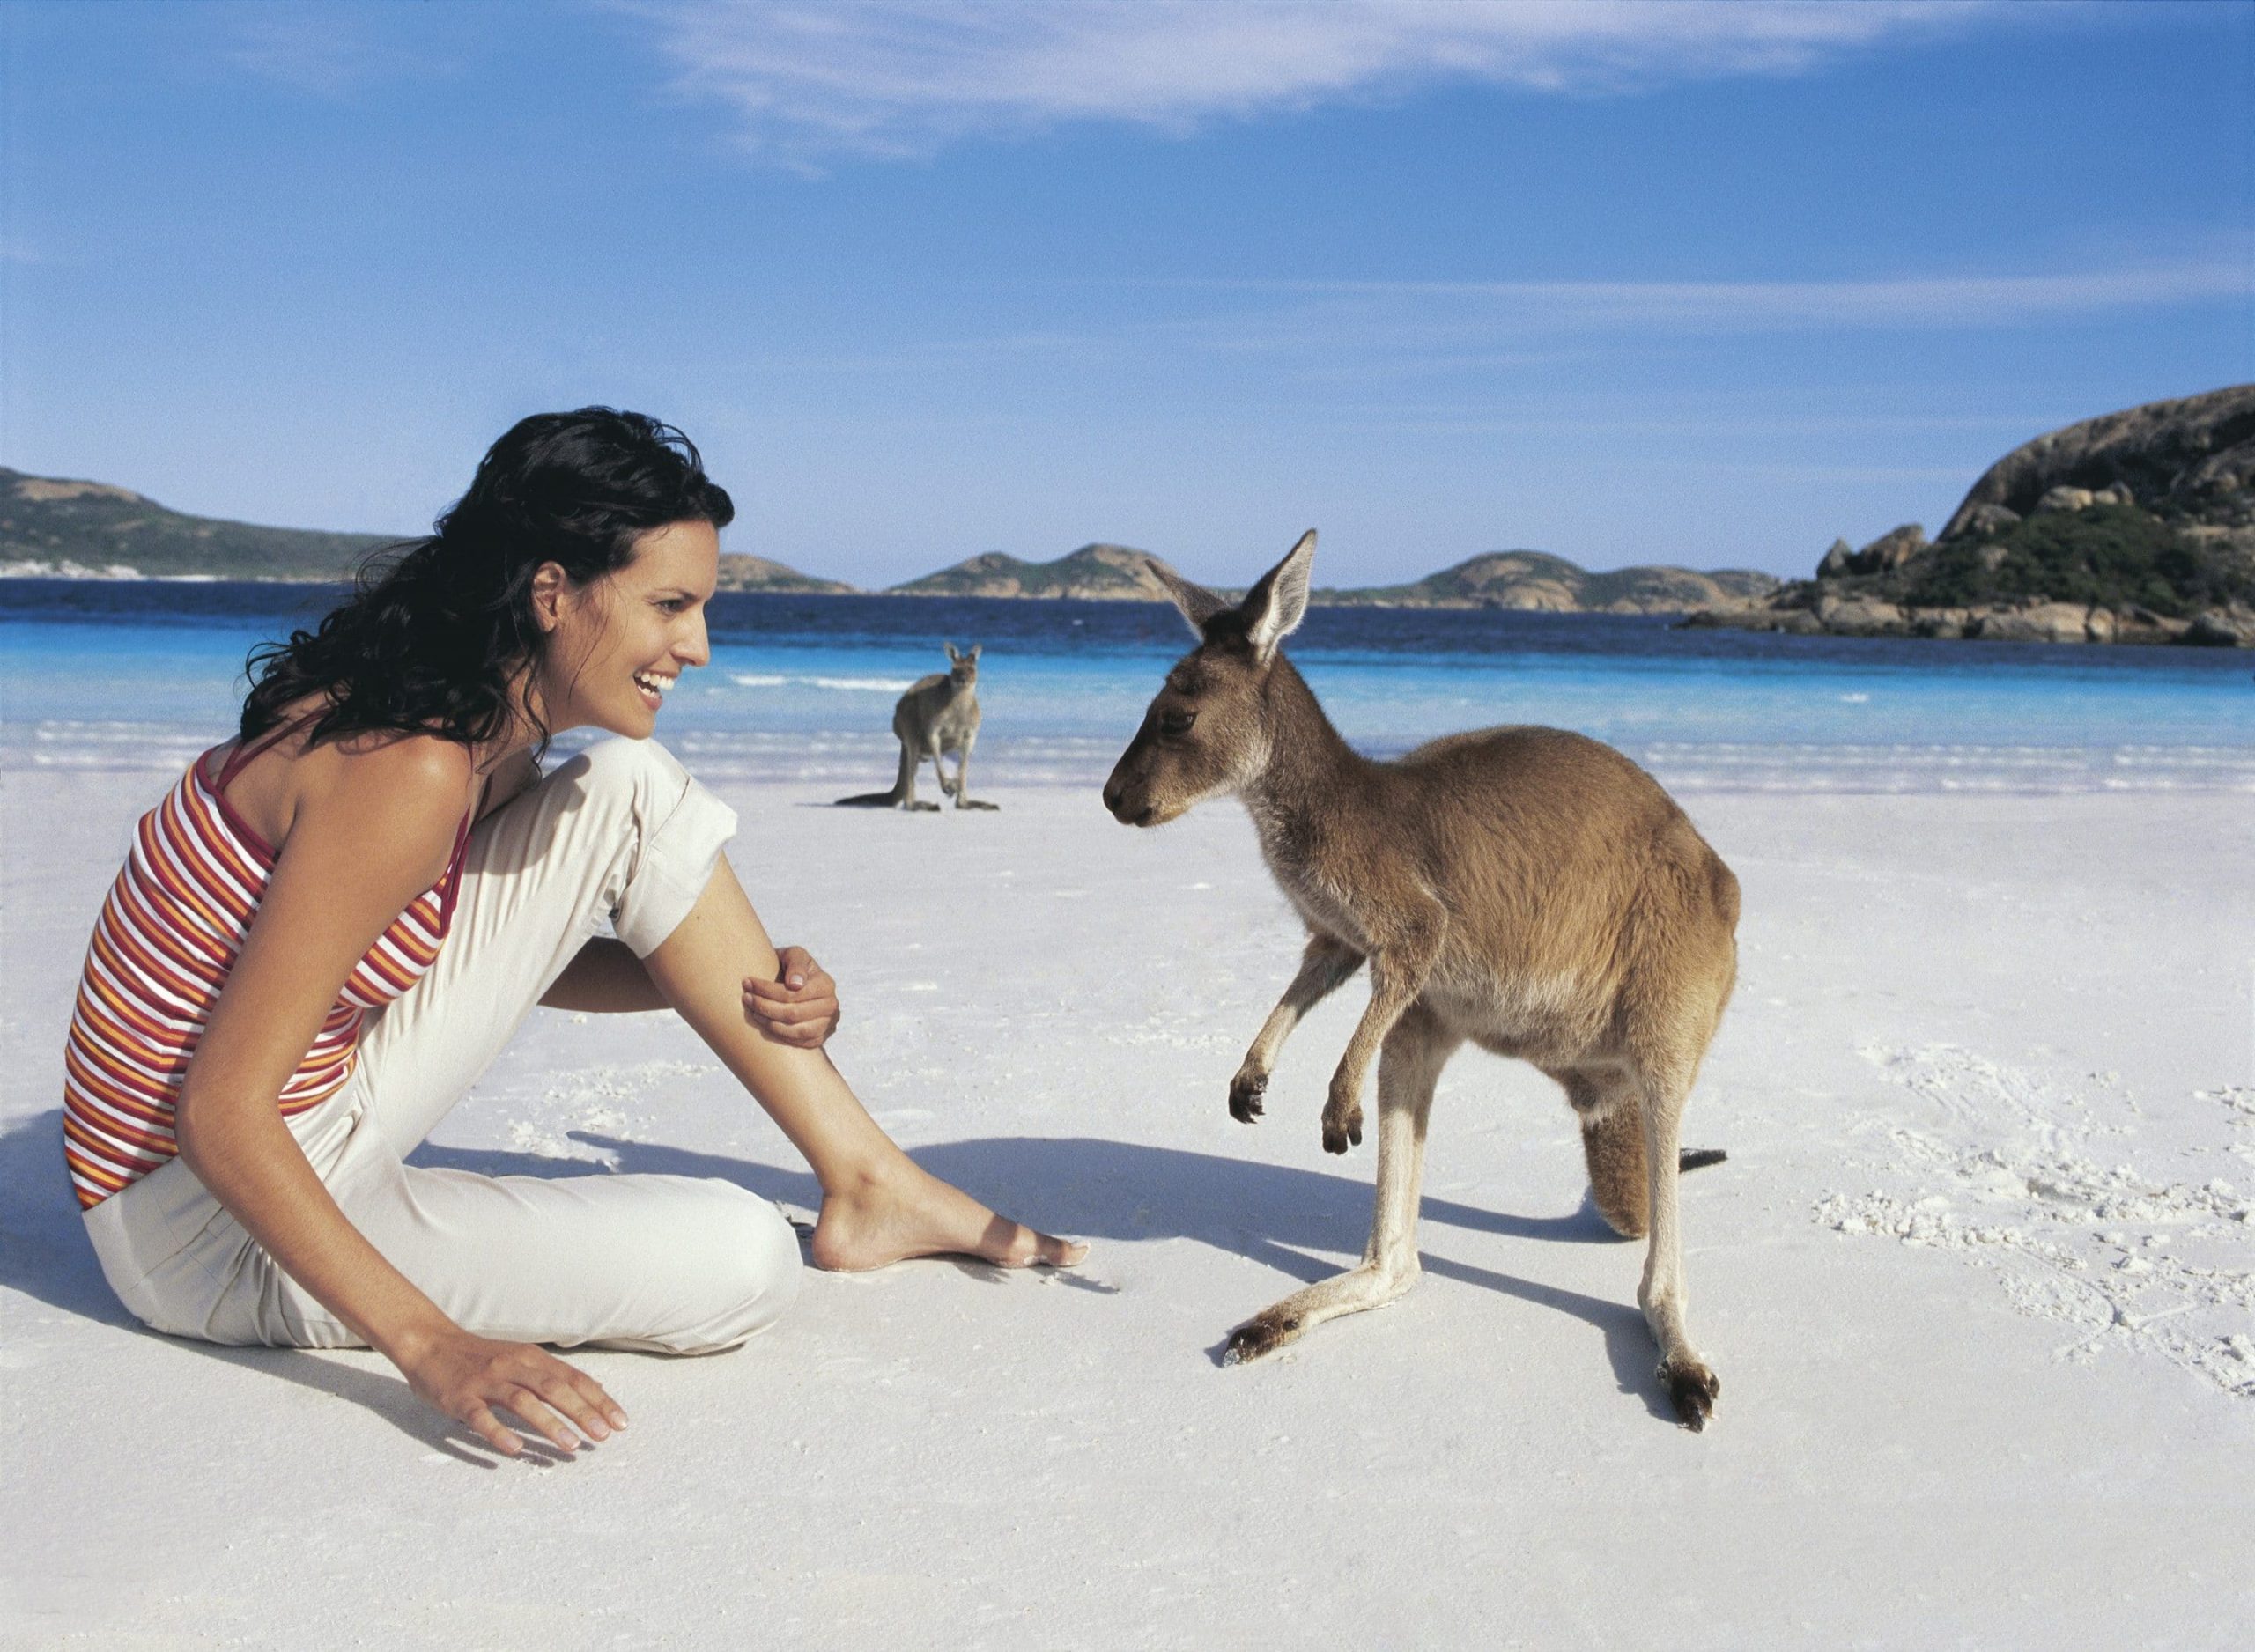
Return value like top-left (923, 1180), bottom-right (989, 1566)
top-left (240, 407), bottom-right (734, 756)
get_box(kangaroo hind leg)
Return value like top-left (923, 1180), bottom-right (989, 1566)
top-left (1551, 1066), bottom-right (1649, 1239)
top-left (1631, 1050), bottom-right (1720, 1431)
top-left (1224, 1003), bottom-right (1460, 1364)
top-left (904, 736), bottom-right (940, 811)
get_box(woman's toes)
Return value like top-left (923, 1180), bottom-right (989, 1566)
top-left (1035, 1233), bottom-right (1088, 1267)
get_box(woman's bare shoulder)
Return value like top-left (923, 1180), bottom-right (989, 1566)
top-left (311, 730), bottom-right (476, 816)
top-left (255, 721), bottom-right (476, 866)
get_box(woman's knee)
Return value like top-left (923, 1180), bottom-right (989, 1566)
top-left (559, 734), bottom-right (691, 805)
top-left (546, 739), bottom-right (736, 956)
top-left (650, 1184), bottom-right (803, 1355)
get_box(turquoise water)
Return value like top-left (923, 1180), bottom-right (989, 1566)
top-left (4, 581), bottom-right (2251, 792)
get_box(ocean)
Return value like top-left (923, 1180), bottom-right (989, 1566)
top-left (4, 578), bottom-right (2251, 793)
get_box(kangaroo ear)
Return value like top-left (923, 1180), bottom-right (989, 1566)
top-left (944, 641), bottom-right (960, 663)
top-left (968, 644), bottom-right (981, 662)
top-left (1240, 529), bottom-right (1316, 660)
top-left (1147, 557), bottom-right (1232, 641)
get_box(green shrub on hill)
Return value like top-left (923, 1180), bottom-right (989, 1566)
top-left (1895, 504), bottom-right (2254, 618)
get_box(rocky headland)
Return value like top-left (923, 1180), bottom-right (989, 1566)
top-left (0, 469), bottom-right (392, 581)
top-left (1682, 384), bottom-right (2255, 645)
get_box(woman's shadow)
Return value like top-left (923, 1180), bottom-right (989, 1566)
top-left (1, 1108), bottom-right (1680, 1453)
top-left (0, 1110), bottom-right (572, 1468)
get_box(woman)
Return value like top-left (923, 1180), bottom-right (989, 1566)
top-left (63, 408), bottom-right (1083, 1457)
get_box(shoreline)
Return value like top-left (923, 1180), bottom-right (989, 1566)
top-left (8, 718), bottom-right (2253, 796)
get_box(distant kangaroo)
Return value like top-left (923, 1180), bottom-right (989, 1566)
top-left (837, 642), bottom-right (1000, 812)
top-left (1103, 532), bottom-right (1738, 1429)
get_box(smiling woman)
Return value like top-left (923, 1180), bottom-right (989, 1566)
top-left (59, 408), bottom-right (1083, 1458)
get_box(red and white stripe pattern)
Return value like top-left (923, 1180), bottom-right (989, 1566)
top-left (62, 751), bottom-right (465, 1209)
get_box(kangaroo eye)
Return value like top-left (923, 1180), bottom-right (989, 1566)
top-left (1157, 710), bottom-right (1197, 738)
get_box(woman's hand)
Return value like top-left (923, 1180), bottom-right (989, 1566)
top-left (396, 1325), bottom-right (628, 1457)
top-left (743, 944), bottom-right (840, 1048)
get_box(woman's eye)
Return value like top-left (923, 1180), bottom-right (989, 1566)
top-left (1158, 710), bottom-right (1196, 738)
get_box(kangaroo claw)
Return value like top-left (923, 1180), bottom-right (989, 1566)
top-left (1228, 1073), bottom-right (1268, 1123)
top-left (1222, 1312), bottom-right (1301, 1365)
top-left (1660, 1357), bottom-right (1720, 1431)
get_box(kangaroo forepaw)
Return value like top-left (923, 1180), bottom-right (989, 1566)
top-left (1320, 1103), bottom-right (1363, 1154)
top-left (1660, 1356), bottom-right (1720, 1431)
top-left (1227, 1073), bottom-right (1268, 1123)
top-left (1222, 1310), bottom-right (1304, 1366)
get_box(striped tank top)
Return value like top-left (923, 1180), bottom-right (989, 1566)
top-left (61, 719), bottom-right (473, 1209)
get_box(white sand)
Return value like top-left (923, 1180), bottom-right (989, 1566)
top-left (4, 763), bottom-right (2252, 1648)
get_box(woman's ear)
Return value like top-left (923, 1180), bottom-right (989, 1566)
top-left (529, 561), bottom-right (569, 634)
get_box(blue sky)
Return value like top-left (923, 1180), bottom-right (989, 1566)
top-left (2, 1), bottom-right (2249, 586)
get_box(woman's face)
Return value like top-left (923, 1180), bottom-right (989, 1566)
top-left (536, 518), bottom-right (718, 741)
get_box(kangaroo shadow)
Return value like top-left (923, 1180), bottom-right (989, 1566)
top-left (415, 1131), bottom-right (1675, 1420)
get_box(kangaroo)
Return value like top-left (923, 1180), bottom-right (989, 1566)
top-left (1102, 531), bottom-right (1739, 1429)
top-left (836, 642), bottom-right (1000, 812)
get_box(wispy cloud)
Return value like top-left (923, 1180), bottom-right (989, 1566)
top-left (625, 0), bottom-right (1998, 166)
top-left (1168, 258), bottom-right (2254, 350)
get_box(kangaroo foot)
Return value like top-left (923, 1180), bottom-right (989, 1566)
top-left (1659, 1355), bottom-right (1720, 1431)
top-left (954, 798), bottom-right (1000, 811)
top-left (810, 1162), bottom-right (1087, 1272)
top-left (1320, 1098), bottom-right (1363, 1154)
top-left (906, 800), bottom-right (941, 813)
top-left (1222, 1309), bottom-right (1305, 1365)
top-left (1227, 1071), bottom-right (1267, 1122)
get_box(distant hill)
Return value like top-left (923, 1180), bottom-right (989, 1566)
top-left (1320, 551), bottom-right (1779, 614)
top-left (0, 468), bottom-right (389, 580)
top-left (712, 552), bottom-right (856, 594)
top-left (0, 465), bottom-right (850, 592)
top-left (893, 541), bottom-right (1778, 613)
top-left (1685, 384), bottom-right (2255, 645)
top-left (888, 542), bottom-right (1172, 601)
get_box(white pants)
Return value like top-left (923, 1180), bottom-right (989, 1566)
top-left (82, 738), bottom-right (803, 1355)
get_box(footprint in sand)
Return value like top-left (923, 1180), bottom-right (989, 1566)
top-left (1815, 1044), bottom-right (2255, 1399)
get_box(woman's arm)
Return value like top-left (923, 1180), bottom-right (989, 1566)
top-left (176, 735), bottom-right (623, 1457)
top-left (542, 936), bottom-right (842, 1049)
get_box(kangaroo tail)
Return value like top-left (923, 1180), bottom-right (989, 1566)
top-left (1677, 1147), bottom-right (1728, 1172)
top-left (833, 791), bottom-right (904, 808)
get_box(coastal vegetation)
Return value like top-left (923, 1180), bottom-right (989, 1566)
top-left (1892, 503), bottom-right (2254, 619)
top-left (1686, 382), bottom-right (2255, 645)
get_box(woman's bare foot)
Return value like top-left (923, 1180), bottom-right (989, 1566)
top-left (809, 1160), bottom-right (1087, 1272)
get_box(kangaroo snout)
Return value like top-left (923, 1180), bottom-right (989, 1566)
top-left (1101, 776), bottom-right (1154, 826)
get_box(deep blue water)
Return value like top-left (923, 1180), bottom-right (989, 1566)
top-left (4, 578), bottom-right (2251, 791)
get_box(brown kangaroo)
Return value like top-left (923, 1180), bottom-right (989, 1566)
top-left (1102, 531), bottom-right (1738, 1429)
top-left (836, 642), bottom-right (1000, 811)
